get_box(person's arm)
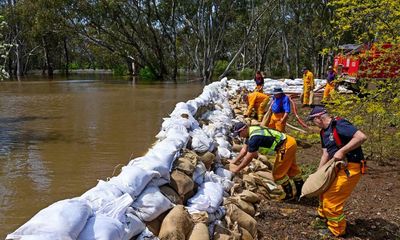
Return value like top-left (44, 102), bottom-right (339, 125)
top-left (318, 148), bottom-right (330, 169)
top-left (229, 144), bottom-right (248, 164)
top-left (230, 151), bottom-right (258, 173)
top-left (281, 112), bottom-right (289, 123)
top-left (333, 130), bottom-right (367, 160)
top-left (281, 97), bottom-right (290, 123)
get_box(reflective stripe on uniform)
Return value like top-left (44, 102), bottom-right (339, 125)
top-left (327, 214), bottom-right (345, 223)
top-left (275, 175), bottom-right (290, 185)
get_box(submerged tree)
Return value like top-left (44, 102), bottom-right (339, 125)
top-left (0, 16), bottom-right (12, 80)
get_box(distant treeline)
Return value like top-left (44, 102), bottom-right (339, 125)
top-left (0, 0), bottom-right (398, 82)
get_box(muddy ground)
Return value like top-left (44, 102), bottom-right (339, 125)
top-left (252, 97), bottom-right (400, 240)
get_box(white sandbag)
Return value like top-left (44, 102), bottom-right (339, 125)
top-left (14, 234), bottom-right (63, 240)
top-left (136, 227), bottom-right (159, 240)
top-left (165, 127), bottom-right (190, 147)
top-left (131, 186), bottom-right (174, 222)
top-left (191, 129), bottom-right (214, 153)
top-left (77, 215), bottom-right (125, 240)
top-left (215, 167), bottom-right (234, 181)
top-left (204, 171), bottom-right (234, 192)
top-left (108, 166), bottom-right (160, 198)
top-left (217, 147), bottom-right (231, 159)
top-left (81, 180), bottom-right (124, 211)
top-left (124, 212), bottom-right (146, 240)
top-left (215, 137), bottom-right (231, 149)
top-left (155, 129), bottom-right (167, 140)
top-left (97, 193), bottom-right (133, 222)
top-left (193, 162), bottom-right (207, 185)
top-left (128, 157), bottom-right (170, 183)
top-left (187, 182), bottom-right (224, 213)
top-left (6, 198), bottom-right (92, 240)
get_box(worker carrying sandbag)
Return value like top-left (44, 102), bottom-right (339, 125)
top-left (243, 91), bottom-right (270, 122)
top-left (302, 67), bottom-right (315, 107)
top-left (228, 122), bottom-right (303, 201)
top-left (306, 105), bottom-right (367, 237)
top-left (267, 87), bottom-right (291, 132)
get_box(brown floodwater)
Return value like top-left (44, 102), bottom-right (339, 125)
top-left (0, 76), bottom-right (204, 237)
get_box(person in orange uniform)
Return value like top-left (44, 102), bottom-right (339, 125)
top-left (268, 87), bottom-right (290, 132)
top-left (254, 71), bottom-right (264, 92)
top-left (302, 67), bottom-right (315, 107)
top-left (322, 66), bottom-right (336, 102)
top-left (229, 122), bottom-right (304, 200)
top-left (243, 91), bottom-right (270, 122)
top-left (307, 106), bottom-right (367, 237)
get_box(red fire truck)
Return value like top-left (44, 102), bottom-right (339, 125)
top-left (333, 43), bottom-right (399, 91)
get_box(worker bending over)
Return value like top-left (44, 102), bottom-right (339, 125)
top-left (243, 91), bottom-right (270, 122)
top-left (229, 122), bottom-right (304, 200)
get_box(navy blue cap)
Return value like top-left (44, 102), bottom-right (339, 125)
top-left (307, 106), bottom-right (328, 120)
top-left (232, 122), bottom-right (247, 137)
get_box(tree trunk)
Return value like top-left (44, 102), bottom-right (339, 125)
top-left (282, 34), bottom-right (291, 75)
top-left (63, 37), bottom-right (69, 76)
top-left (42, 37), bottom-right (53, 77)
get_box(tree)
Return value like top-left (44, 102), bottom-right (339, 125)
top-left (65, 0), bottom-right (180, 81)
top-left (0, 15), bottom-right (12, 80)
top-left (328, 0), bottom-right (400, 164)
top-left (330, 0), bottom-right (400, 43)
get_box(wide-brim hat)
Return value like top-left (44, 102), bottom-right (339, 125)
top-left (271, 87), bottom-right (284, 94)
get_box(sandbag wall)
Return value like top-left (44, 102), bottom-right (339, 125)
top-left (7, 77), bottom-right (309, 240)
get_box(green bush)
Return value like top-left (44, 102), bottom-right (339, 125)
top-left (328, 78), bottom-right (400, 164)
top-left (69, 62), bottom-right (80, 70)
top-left (112, 64), bottom-right (128, 76)
top-left (239, 68), bottom-right (254, 80)
top-left (271, 66), bottom-right (286, 78)
top-left (139, 66), bottom-right (156, 80)
top-left (213, 60), bottom-right (229, 77)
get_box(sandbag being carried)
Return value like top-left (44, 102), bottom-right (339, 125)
top-left (6, 198), bottom-right (92, 240)
top-left (301, 159), bottom-right (344, 198)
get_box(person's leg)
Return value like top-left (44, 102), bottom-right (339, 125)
top-left (268, 113), bottom-right (278, 130)
top-left (303, 86), bottom-right (311, 105)
top-left (284, 136), bottom-right (302, 198)
top-left (257, 100), bottom-right (268, 121)
top-left (323, 84), bottom-right (330, 101)
top-left (319, 163), bottom-right (361, 236)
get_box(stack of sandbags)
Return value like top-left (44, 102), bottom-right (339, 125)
top-left (239, 156), bottom-right (284, 201)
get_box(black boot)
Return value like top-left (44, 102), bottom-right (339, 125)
top-left (282, 181), bottom-right (294, 201)
top-left (294, 179), bottom-right (304, 199)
